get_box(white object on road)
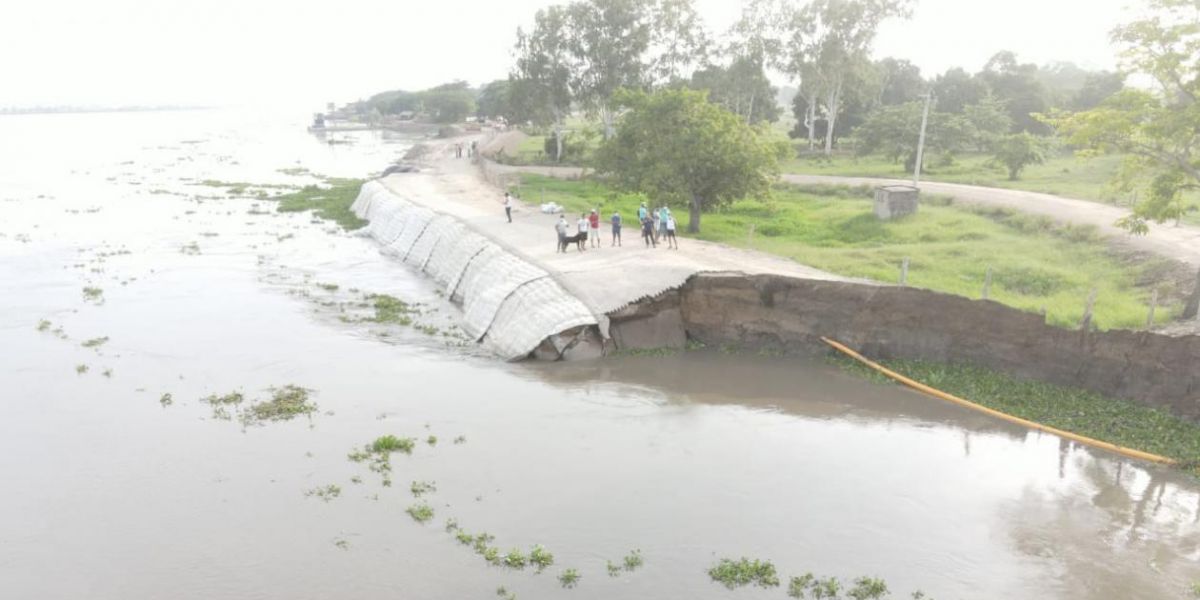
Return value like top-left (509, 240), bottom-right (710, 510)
top-left (540, 202), bottom-right (563, 214)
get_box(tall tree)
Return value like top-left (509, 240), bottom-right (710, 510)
top-left (1047, 0), bottom-right (1200, 232)
top-left (1070, 71), bottom-right (1125, 110)
top-left (690, 56), bottom-right (781, 124)
top-left (648, 0), bottom-right (710, 84)
top-left (567, 0), bottom-right (655, 138)
top-left (594, 89), bottom-right (786, 233)
top-left (511, 6), bottom-right (576, 161)
top-left (792, 0), bottom-right (914, 155)
top-left (875, 57), bottom-right (925, 106)
top-left (476, 80), bottom-right (513, 121)
top-left (978, 51), bottom-right (1051, 134)
top-left (933, 67), bottom-right (988, 113)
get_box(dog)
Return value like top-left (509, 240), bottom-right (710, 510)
top-left (559, 231), bottom-right (587, 252)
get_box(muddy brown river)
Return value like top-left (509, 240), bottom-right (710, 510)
top-left (1, 109), bottom-right (1197, 599)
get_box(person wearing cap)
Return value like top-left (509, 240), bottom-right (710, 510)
top-left (610, 211), bottom-right (622, 247)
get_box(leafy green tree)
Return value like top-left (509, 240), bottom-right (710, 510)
top-left (422, 82), bottom-right (476, 123)
top-left (874, 57), bottom-right (925, 106)
top-left (1070, 71), bottom-right (1125, 111)
top-left (1047, 0), bottom-right (1200, 232)
top-left (978, 51), bottom-right (1051, 134)
top-left (476, 80), bottom-right (513, 121)
top-left (594, 89), bottom-right (786, 233)
top-left (512, 5), bottom-right (577, 161)
top-left (993, 132), bottom-right (1047, 180)
top-left (933, 67), bottom-right (988, 113)
top-left (852, 102), bottom-right (973, 165)
top-left (962, 95), bottom-right (1013, 151)
top-left (690, 56), bottom-right (781, 124)
top-left (791, 0), bottom-right (914, 155)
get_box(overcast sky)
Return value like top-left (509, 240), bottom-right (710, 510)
top-left (1, 0), bottom-right (1134, 109)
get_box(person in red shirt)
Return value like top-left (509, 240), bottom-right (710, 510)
top-left (588, 209), bottom-right (601, 249)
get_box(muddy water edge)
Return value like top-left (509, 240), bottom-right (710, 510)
top-left (0, 109), bottom-right (1198, 600)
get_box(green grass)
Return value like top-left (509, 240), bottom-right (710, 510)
top-left (522, 174), bottom-right (1180, 330)
top-left (834, 356), bottom-right (1200, 471)
top-left (708, 557), bottom-right (780, 590)
top-left (275, 177), bottom-right (367, 230)
top-left (781, 151), bottom-right (1200, 226)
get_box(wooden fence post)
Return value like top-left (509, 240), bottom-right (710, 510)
top-left (1080, 287), bottom-right (1099, 331)
top-left (982, 266), bottom-right (993, 300)
top-left (900, 257), bottom-right (910, 286)
top-left (1145, 289), bottom-right (1158, 330)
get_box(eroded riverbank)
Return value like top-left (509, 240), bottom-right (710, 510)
top-left (1, 110), bottom-right (1198, 599)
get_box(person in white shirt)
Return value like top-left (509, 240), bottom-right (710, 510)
top-left (665, 215), bottom-right (678, 249)
top-left (576, 213), bottom-right (589, 251)
top-left (503, 192), bottom-right (513, 223)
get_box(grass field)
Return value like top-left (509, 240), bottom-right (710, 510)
top-left (781, 151), bottom-right (1200, 226)
top-left (518, 174), bottom-right (1184, 330)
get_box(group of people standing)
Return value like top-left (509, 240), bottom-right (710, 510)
top-left (454, 141), bottom-right (477, 159)
top-left (553, 202), bottom-right (678, 253)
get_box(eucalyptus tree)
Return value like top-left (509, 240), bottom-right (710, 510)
top-left (511, 5), bottom-right (576, 161)
top-left (792, 0), bottom-right (914, 155)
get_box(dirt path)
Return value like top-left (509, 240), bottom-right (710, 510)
top-left (383, 138), bottom-right (855, 321)
top-left (480, 157), bottom-right (1200, 269)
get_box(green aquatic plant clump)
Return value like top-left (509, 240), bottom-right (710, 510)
top-left (369, 294), bottom-right (418, 325)
top-left (81, 336), bottom-right (109, 349)
top-left (242, 385), bottom-right (317, 425)
top-left (275, 177), bottom-right (367, 230)
top-left (708, 557), bottom-right (780, 590)
top-left (503, 548), bottom-right (528, 570)
top-left (788, 574), bottom-right (890, 599)
top-left (558, 568), bottom-right (581, 589)
top-left (303, 484), bottom-right (341, 502)
top-left (371, 435), bottom-right (416, 454)
top-left (834, 356), bottom-right (1200, 471)
top-left (410, 480), bottom-right (437, 497)
top-left (406, 502), bottom-right (435, 523)
top-left (529, 545), bottom-right (554, 572)
top-left (622, 549), bottom-right (644, 571)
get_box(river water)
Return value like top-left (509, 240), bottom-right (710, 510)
top-left (0, 108), bottom-right (1197, 600)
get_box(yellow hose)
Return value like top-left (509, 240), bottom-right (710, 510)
top-left (821, 336), bottom-right (1177, 466)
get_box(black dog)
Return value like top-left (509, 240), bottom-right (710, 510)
top-left (559, 232), bottom-right (587, 252)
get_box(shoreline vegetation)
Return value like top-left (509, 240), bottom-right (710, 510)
top-left (830, 355), bottom-right (1200, 474)
top-left (517, 173), bottom-right (1184, 331)
top-left (275, 178), bottom-right (367, 230)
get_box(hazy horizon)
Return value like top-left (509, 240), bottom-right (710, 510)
top-left (3, 0), bottom-right (1133, 110)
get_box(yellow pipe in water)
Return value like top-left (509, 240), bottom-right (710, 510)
top-left (820, 336), bottom-right (1177, 466)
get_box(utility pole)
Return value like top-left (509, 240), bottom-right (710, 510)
top-left (913, 90), bottom-right (934, 188)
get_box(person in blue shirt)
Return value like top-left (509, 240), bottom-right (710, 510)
top-left (610, 211), bottom-right (622, 247)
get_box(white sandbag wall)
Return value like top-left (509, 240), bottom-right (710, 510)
top-left (349, 180), bottom-right (597, 360)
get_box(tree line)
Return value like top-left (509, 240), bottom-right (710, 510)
top-left (353, 0), bottom-right (1197, 234)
